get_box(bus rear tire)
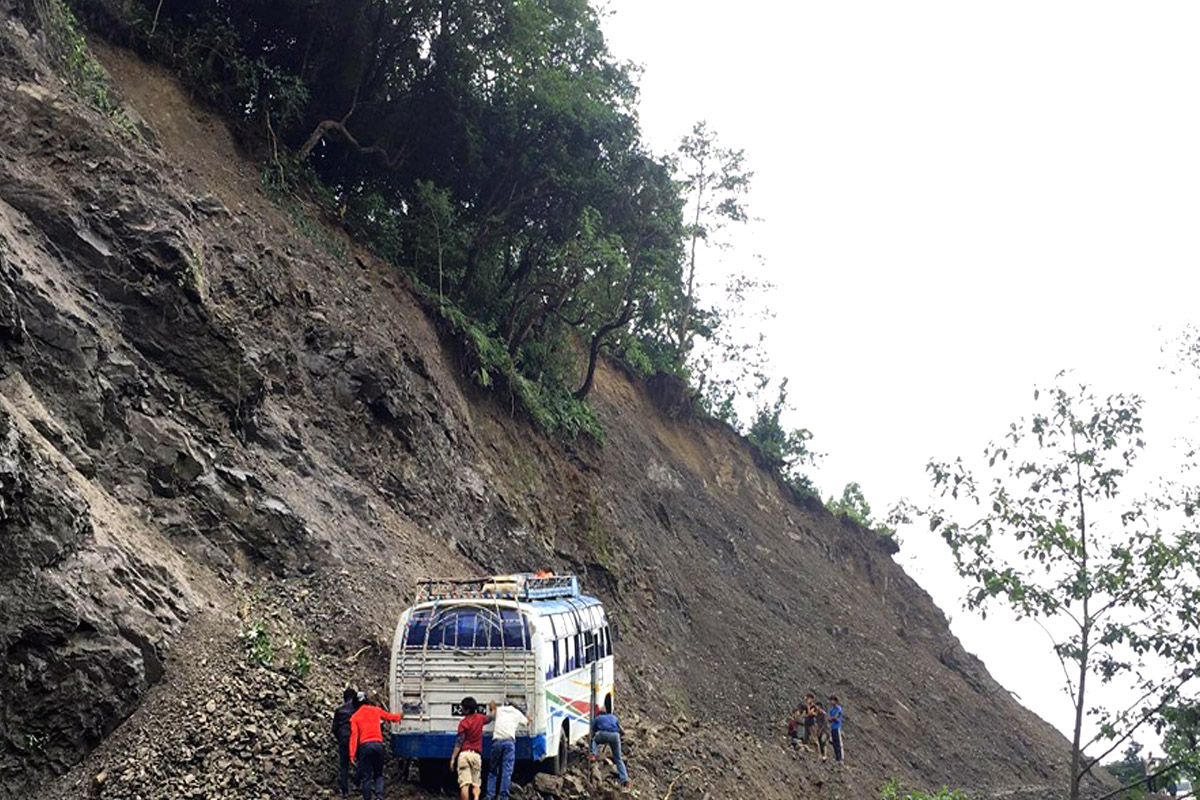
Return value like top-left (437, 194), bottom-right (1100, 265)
top-left (551, 722), bottom-right (569, 775)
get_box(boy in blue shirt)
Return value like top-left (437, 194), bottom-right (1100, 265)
top-left (828, 695), bottom-right (845, 763)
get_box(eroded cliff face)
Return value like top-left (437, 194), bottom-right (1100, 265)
top-left (0, 6), bottom-right (1099, 798)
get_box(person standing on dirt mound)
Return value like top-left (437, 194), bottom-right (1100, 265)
top-left (828, 695), bottom-right (845, 764)
top-left (802, 692), bottom-right (817, 752)
top-left (331, 688), bottom-right (362, 797)
top-left (813, 702), bottom-right (830, 761)
top-left (449, 696), bottom-right (488, 800)
top-left (787, 705), bottom-right (803, 750)
top-left (349, 692), bottom-right (403, 800)
top-left (589, 708), bottom-right (630, 787)
top-left (484, 700), bottom-right (527, 800)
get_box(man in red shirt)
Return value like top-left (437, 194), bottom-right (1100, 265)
top-left (449, 696), bottom-right (488, 800)
top-left (349, 693), bottom-right (403, 800)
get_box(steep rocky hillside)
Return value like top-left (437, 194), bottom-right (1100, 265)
top-left (0, 6), bottom-right (1103, 798)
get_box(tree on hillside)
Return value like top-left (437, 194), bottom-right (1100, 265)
top-left (828, 482), bottom-right (873, 526)
top-left (1101, 743), bottom-right (1147, 794)
top-left (922, 377), bottom-right (1200, 800)
top-left (1158, 699), bottom-right (1200, 788)
top-left (746, 378), bottom-right (818, 496)
top-left (674, 120), bottom-right (752, 361)
top-left (689, 271), bottom-right (774, 424)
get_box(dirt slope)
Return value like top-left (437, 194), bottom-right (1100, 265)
top-left (0, 7), bottom-right (1105, 799)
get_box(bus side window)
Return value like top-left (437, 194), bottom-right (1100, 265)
top-left (552, 638), bottom-right (560, 677)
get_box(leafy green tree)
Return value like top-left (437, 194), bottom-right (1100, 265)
top-left (690, 271), bottom-right (773, 426)
top-left (923, 377), bottom-right (1200, 800)
top-left (828, 482), bottom-right (873, 526)
top-left (746, 378), bottom-right (817, 496)
top-left (1102, 743), bottom-right (1147, 798)
top-left (1157, 700), bottom-right (1200, 788)
top-left (674, 120), bottom-right (752, 360)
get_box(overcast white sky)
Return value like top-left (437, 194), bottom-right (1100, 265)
top-left (601, 0), bottom-right (1200, 752)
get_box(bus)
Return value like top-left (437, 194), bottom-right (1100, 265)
top-left (388, 574), bottom-right (615, 777)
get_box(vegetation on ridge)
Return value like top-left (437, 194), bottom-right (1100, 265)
top-left (64, 0), bottom-right (817, 489)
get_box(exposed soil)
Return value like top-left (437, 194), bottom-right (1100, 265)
top-left (0, 5), bottom-right (1111, 799)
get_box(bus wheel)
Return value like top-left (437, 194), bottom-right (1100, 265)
top-left (551, 722), bottom-right (569, 775)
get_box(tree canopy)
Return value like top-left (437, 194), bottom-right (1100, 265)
top-left (74, 0), bottom-right (694, 427)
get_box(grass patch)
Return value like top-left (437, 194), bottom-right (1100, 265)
top-left (879, 779), bottom-right (969, 800)
top-left (39, 0), bottom-right (135, 131)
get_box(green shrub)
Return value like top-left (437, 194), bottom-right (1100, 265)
top-left (429, 295), bottom-right (602, 441)
top-left (285, 638), bottom-right (312, 679)
top-left (879, 778), bottom-right (969, 800)
top-left (40, 0), bottom-right (133, 129)
top-left (240, 620), bottom-right (274, 668)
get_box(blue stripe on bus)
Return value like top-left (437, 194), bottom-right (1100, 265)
top-left (391, 733), bottom-right (548, 761)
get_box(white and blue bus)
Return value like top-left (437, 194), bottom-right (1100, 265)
top-left (388, 574), bottom-right (615, 775)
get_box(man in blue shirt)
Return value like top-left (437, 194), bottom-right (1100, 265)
top-left (828, 695), bottom-right (845, 763)
top-left (589, 710), bottom-right (630, 787)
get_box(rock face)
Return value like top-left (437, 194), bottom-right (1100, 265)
top-left (0, 402), bottom-right (187, 788)
top-left (0, 4), bottom-right (1109, 799)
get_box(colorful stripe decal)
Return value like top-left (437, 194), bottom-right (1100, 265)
top-left (544, 687), bottom-right (612, 726)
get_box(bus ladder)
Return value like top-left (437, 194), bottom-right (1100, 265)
top-left (490, 596), bottom-right (534, 715)
top-left (416, 596), bottom-right (442, 733)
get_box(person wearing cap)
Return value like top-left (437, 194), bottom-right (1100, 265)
top-left (449, 697), bottom-right (488, 800)
top-left (349, 692), bottom-right (403, 800)
top-left (331, 688), bottom-right (362, 797)
top-left (483, 700), bottom-right (527, 800)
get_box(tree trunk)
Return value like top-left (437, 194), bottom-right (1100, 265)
top-left (1069, 431), bottom-right (1091, 800)
top-left (575, 299), bottom-right (635, 400)
top-left (675, 178), bottom-right (705, 358)
top-left (1069, 625), bottom-right (1089, 800)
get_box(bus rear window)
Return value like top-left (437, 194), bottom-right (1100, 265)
top-left (404, 608), bottom-right (530, 650)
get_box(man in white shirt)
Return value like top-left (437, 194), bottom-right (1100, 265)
top-left (484, 701), bottom-right (528, 800)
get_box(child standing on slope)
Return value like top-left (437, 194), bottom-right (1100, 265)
top-left (828, 696), bottom-right (845, 763)
top-left (813, 702), bottom-right (830, 761)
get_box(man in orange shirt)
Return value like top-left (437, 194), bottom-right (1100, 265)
top-left (349, 693), bottom-right (403, 800)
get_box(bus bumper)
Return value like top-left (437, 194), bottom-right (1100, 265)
top-left (390, 732), bottom-right (547, 761)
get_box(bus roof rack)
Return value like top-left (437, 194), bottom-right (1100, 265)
top-left (415, 573), bottom-right (580, 603)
